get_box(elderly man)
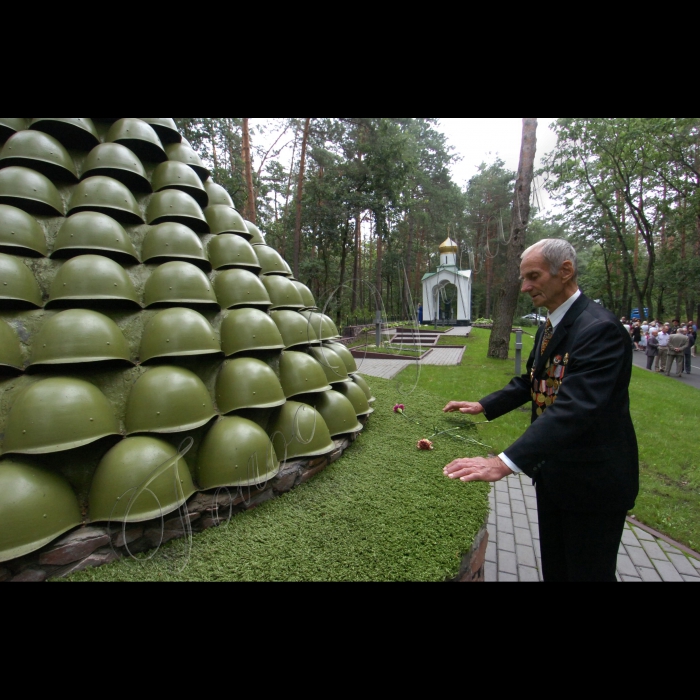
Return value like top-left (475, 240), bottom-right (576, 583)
top-left (656, 324), bottom-right (670, 372)
top-left (645, 329), bottom-right (659, 370)
top-left (442, 239), bottom-right (638, 582)
top-left (666, 327), bottom-right (689, 378)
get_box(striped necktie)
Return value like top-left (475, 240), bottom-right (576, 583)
top-left (540, 318), bottom-right (553, 356)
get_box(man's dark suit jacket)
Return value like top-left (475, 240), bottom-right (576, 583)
top-left (479, 293), bottom-right (639, 513)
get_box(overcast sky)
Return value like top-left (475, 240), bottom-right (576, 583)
top-left (437, 118), bottom-right (559, 214)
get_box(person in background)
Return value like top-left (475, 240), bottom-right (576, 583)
top-left (657, 324), bottom-right (670, 372)
top-left (645, 329), bottom-right (659, 370)
top-left (682, 327), bottom-right (693, 374)
top-left (687, 320), bottom-right (697, 357)
top-left (632, 321), bottom-right (642, 351)
top-left (666, 327), bottom-right (688, 378)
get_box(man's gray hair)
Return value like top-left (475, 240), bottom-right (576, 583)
top-left (522, 239), bottom-right (578, 279)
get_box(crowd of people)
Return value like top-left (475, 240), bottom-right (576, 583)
top-left (620, 317), bottom-right (697, 377)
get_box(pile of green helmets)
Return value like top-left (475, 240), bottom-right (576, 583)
top-left (0, 117), bottom-right (374, 566)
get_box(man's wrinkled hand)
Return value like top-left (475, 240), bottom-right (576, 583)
top-left (443, 456), bottom-right (513, 483)
top-left (442, 401), bottom-right (484, 415)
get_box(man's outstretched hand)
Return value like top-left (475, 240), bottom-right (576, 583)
top-left (443, 456), bottom-right (513, 483)
top-left (442, 401), bottom-right (484, 415)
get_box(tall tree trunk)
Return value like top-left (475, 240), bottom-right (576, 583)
top-left (337, 220), bottom-right (350, 325)
top-left (351, 210), bottom-right (361, 313)
top-left (293, 118), bottom-right (311, 278)
top-left (487, 118), bottom-right (538, 359)
top-left (374, 212), bottom-right (384, 309)
top-left (242, 118), bottom-right (256, 223)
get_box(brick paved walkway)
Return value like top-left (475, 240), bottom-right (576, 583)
top-left (486, 472), bottom-right (700, 582)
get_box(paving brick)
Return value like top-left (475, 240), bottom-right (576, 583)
top-left (626, 545), bottom-right (653, 568)
top-left (516, 544), bottom-right (537, 568)
top-left (666, 553), bottom-right (698, 576)
top-left (616, 571), bottom-right (621, 582)
top-left (637, 566), bottom-right (662, 582)
top-left (485, 541), bottom-right (497, 563)
top-left (620, 575), bottom-right (642, 582)
top-left (527, 508), bottom-right (539, 524)
top-left (632, 526), bottom-right (655, 541)
top-left (640, 539), bottom-right (669, 562)
top-left (512, 512), bottom-right (529, 529)
top-left (681, 575), bottom-right (700, 582)
top-left (495, 481), bottom-right (509, 493)
top-left (487, 512), bottom-right (496, 527)
top-left (514, 527), bottom-right (532, 547)
top-left (484, 561), bottom-right (497, 582)
top-left (690, 557), bottom-right (700, 570)
top-left (498, 550), bottom-right (518, 575)
top-left (497, 532), bottom-right (515, 553)
top-left (524, 495), bottom-right (537, 510)
top-left (498, 572), bottom-right (519, 582)
top-left (497, 517), bottom-right (514, 535)
top-left (510, 499), bottom-right (527, 515)
top-left (616, 554), bottom-right (637, 577)
top-left (652, 559), bottom-right (684, 582)
top-left (496, 491), bottom-right (510, 505)
top-left (618, 543), bottom-right (626, 555)
top-left (496, 502), bottom-right (512, 517)
top-left (530, 521), bottom-right (540, 540)
top-left (518, 565), bottom-right (540, 582)
top-left (522, 484), bottom-right (536, 498)
top-left (621, 528), bottom-right (639, 546)
top-left (533, 539), bottom-right (541, 557)
top-left (658, 539), bottom-right (683, 555)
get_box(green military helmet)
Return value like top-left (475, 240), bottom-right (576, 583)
top-left (197, 416), bottom-right (279, 489)
top-left (350, 373), bottom-right (376, 403)
top-left (2, 377), bottom-right (120, 455)
top-left (0, 318), bottom-right (24, 370)
top-left (293, 281), bottom-right (316, 309)
top-left (214, 268), bottom-right (271, 310)
top-left (0, 130), bottom-right (78, 182)
top-left (151, 160), bottom-right (208, 208)
top-left (88, 437), bottom-right (196, 524)
top-left (204, 204), bottom-right (250, 237)
top-left (204, 180), bottom-right (234, 207)
top-left (216, 357), bottom-right (286, 414)
top-left (307, 345), bottom-right (351, 385)
top-left (0, 459), bottom-right (82, 563)
top-left (0, 204), bottom-right (47, 257)
top-left (138, 118), bottom-right (182, 145)
top-left (81, 142), bottom-right (151, 193)
top-left (220, 307), bottom-right (285, 356)
top-left (0, 252), bottom-right (43, 308)
top-left (300, 310), bottom-right (340, 341)
top-left (0, 165), bottom-right (64, 217)
top-left (125, 365), bottom-right (217, 435)
top-left (278, 350), bottom-right (332, 399)
top-left (29, 118), bottom-right (99, 151)
top-left (244, 220), bottom-right (266, 245)
top-left (52, 211), bottom-right (140, 264)
top-left (143, 261), bottom-right (218, 309)
top-left (332, 382), bottom-right (373, 417)
top-left (270, 309), bottom-right (321, 349)
top-left (141, 222), bottom-right (210, 271)
top-left (29, 309), bottom-right (132, 368)
top-left (67, 175), bottom-right (144, 225)
top-left (268, 401), bottom-right (334, 461)
top-left (139, 307), bottom-right (221, 363)
top-left (106, 118), bottom-right (167, 163)
top-left (165, 141), bottom-right (210, 182)
top-left (324, 340), bottom-right (358, 373)
top-left (0, 118), bottom-right (30, 143)
top-left (47, 254), bottom-right (141, 309)
top-left (301, 390), bottom-right (363, 437)
top-left (254, 244), bottom-right (293, 276)
top-left (208, 233), bottom-right (261, 272)
top-left (262, 274), bottom-right (305, 310)
top-left (146, 189), bottom-right (209, 234)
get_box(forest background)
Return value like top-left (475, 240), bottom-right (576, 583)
top-left (174, 118), bottom-right (700, 328)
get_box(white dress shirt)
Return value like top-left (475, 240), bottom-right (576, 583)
top-left (499, 290), bottom-right (582, 475)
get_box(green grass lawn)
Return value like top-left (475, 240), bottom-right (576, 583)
top-left (62, 378), bottom-right (489, 582)
top-left (413, 328), bottom-right (700, 551)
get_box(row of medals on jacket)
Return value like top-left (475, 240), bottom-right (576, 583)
top-left (531, 353), bottom-right (569, 416)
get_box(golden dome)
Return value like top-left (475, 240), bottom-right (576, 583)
top-left (439, 237), bottom-right (458, 254)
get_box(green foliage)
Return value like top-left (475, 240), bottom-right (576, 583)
top-left (61, 379), bottom-right (489, 582)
